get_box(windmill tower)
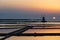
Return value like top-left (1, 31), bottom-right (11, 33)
top-left (41, 16), bottom-right (47, 22)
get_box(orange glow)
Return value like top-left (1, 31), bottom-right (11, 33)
top-left (7, 36), bottom-right (60, 40)
top-left (0, 0), bottom-right (60, 13)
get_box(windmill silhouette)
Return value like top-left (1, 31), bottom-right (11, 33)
top-left (41, 16), bottom-right (47, 22)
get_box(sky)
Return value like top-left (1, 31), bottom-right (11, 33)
top-left (0, 0), bottom-right (60, 21)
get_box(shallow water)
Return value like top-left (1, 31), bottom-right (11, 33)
top-left (1, 24), bottom-right (60, 40)
top-left (6, 36), bottom-right (60, 40)
top-left (23, 29), bottom-right (60, 33)
top-left (0, 29), bottom-right (19, 33)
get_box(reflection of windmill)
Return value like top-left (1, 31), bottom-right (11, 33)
top-left (41, 16), bottom-right (47, 22)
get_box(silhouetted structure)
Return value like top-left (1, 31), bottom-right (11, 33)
top-left (41, 16), bottom-right (47, 22)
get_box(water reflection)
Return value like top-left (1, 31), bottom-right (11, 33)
top-left (1, 24), bottom-right (60, 40)
top-left (6, 36), bottom-right (60, 40)
top-left (23, 29), bottom-right (60, 33)
top-left (23, 25), bottom-right (60, 33)
top-left (0, 29), bottom-right (19, 33)
top-left (5, 25), bottom-right (60, 40)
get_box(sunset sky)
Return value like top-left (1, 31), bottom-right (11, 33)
top-left (0, 0), bottom-right (60, 21)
